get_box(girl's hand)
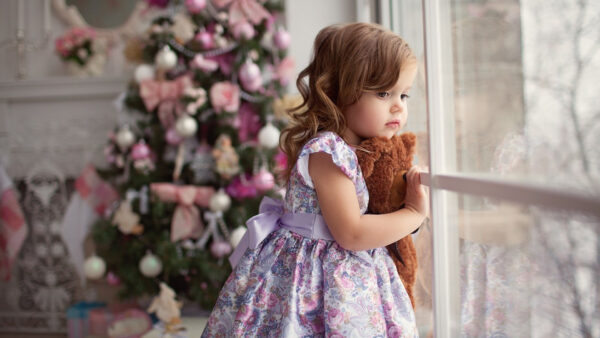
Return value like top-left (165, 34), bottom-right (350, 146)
top-left (404, 166), bottom-right (429, 218)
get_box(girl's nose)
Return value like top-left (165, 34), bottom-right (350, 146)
top-left (391, 97), bottom-right (404, 113)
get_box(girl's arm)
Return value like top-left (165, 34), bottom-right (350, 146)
top-left (310, 152), bottom-right (428, 251)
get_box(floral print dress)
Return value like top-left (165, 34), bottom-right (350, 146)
top-left (202, 132), bottom-right (418, 337)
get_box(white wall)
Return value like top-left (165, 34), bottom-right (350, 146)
top-left (285, 0), bottom-right (356, 93)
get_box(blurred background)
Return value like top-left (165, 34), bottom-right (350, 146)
top-left (0, 0), bottom-right (598, 337)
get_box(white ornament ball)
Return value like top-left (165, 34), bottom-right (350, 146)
top-left (115, 125), bottom-right (136, 150)
top-left (229, 226), bottom-right (247, 248)
top-left (258, 123), bottom-right (280, 148)
top-left (155, 46), bottom-right (178, 71)
top-left (209, 189), bottom-right (231, 212)
top-left (175, 114), bottom-right (198, 138)
top-left (134, 64), bottom-right (155, 83)
top-left (84, 255), bottom-right (106, 280)
top-left (139, 252), bottom-right (162, 278)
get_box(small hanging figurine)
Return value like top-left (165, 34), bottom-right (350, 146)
top-left (148, 282), bottom-right (186, 337)
top-left (212, 134), bottom-right (240, 179)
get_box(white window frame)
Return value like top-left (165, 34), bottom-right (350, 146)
top-left (357, 1), bottom-right (600, 337)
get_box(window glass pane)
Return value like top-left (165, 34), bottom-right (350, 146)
top-left (449, 192), bottom-right (599, 337)
top-left (451, 0), bottom-right (600, 196)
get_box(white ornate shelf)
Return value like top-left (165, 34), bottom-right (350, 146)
top-left (0, 76), bottom-right (129, 100)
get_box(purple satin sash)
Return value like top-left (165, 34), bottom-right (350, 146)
top-left (228, 196), bottom-right (334, 268)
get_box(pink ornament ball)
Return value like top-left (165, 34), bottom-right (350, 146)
top-left (210, 240), bottom-right (232, 258)
top-left (165, 128), bottom-right (183, 145)
top-left (239, 61), bottom-right (262, 92)
top-left (195, 31), bottom-right (215, 49)
top-left (273, 29), bottom-right (291, 49)
top-left (106, 271), bottom-right (121, 286)
top-left (185, 0), bottom-right (206, 13)
top-left (253, 169), bottom-right (275, 192)
top-left (232, 21), bottom-right (255, 40)
top-left (131, 142), bottom-right (151, 160)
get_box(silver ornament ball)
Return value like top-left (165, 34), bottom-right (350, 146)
top-left (134, 64), bottom-right (155, 83)
top-left (155, 46), bottom-right (178, 71)
top-left (139, 252), bottom-right (163, 277)
top-left (229, 226), bottom-right (247, 248)
top-left (175, 114), bottom-right (198, 138)
top-left (84, 255), bottom-right (106, 280)
top-left (258, 123), bottom-right (280, 148)
top-left (115, 126), bottom-right (136, 150)
top-left (209, 190), bottom-right (231, 212)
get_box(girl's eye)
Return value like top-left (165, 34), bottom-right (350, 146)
top-left (376, 92), bottom-right (390, 98)
top-left (401, 94), bottom-right (410, 101)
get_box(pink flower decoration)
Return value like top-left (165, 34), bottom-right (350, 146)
top-left (208, 53), bottom-right (235, 75)
top-left (275, 56), bottom-right (295, 86)
top-left (226, 174), bottom-right (258, 199)
top-left (210, 81), bottom-right (240, 113)
top-left (274, 149), bottom-right (287, 171)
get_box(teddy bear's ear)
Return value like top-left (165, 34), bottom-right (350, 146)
top-left (356, 147), bottom-right (380, 179)
top-left (400, 133), bottom-right (417, 157)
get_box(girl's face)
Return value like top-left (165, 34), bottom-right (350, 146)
top-left (342, 65), bottom-right (417, 145)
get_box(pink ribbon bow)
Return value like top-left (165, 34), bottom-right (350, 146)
top-left (150, 183), bottom-right (215, 242)
top-left (139, 76), bottom-right (192, 127)
top-left (212, 0), bottom-right (271, 25)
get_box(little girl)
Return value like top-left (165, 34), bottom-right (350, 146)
top-left (202, 22), bottom-right (428, 337)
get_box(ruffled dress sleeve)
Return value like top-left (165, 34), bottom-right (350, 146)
top-left (295, 131), bottom-right (360, 188)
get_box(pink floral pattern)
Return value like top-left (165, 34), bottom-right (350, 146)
top-left (202, 132), bottom-right (417, 337)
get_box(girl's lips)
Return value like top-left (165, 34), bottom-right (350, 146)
top-left (385, 121), bottom-right (400, 128)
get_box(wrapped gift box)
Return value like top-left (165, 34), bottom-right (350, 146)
top-left (89, 302), bottom-right (141, 337)
top-left (67, 301), bottom-right (106, 338)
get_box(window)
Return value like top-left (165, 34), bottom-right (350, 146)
top-left (365, 0), bottom-right (600, 336)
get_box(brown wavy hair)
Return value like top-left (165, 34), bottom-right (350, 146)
top-left (280, 22), bottom-right (416, 181)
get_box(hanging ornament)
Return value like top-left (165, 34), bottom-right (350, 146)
top-left (190, 143), bottom-right (215, 184)
top-left (195, 31), bottom-right (215, 49)
top-left (84, 254), bottom-right (106, 280)
top-left (115, 125), bottom-right (136, 150)
top-left (232, 21), bottom-right (255, 40)
top-left (229, 226), bottom-right (247, 248)
top-left (210, 240), bottom-right (232, 258)
top-left (106, 271), bottom-right (121, 286)
top-left (212, 134), bottom-right (240, 179)
top-left (155, 46), bottom-right (178, 71)
top-left (239, 60), bottom-right (262, 92)
top-left (209, 189), bottom-right (231, 212)
top-left (131, 141), bottom-right (151, 160)
top-left (139, 251), bottom-right (163, 278)
top-left (273, 29), bottom-right (291, 49)
top-left (258, 122), bottom-right (280, 148)
top-left (185, 0), bottom-right (207, 13)
top-left (174, 114), bottom-right (198, 138)
top-left (225, 173), bottom-right (257, 199)
top-left (134, 64), bottom-right (155, 83)
top-left (253, 168), bottom-right (275, 192)
top-left (112, 200), bottom-right (144, 235)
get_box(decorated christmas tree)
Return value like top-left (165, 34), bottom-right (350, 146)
top-left (89, 0), bottom-right (296, 310)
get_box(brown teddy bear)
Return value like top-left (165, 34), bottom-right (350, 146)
top-left (356, 133), bottom-right (419, 308)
